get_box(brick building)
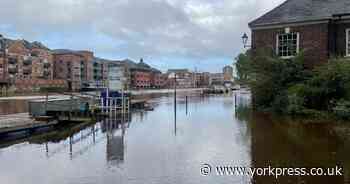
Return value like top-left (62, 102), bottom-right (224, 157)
top-left (194, 72), bottom-right (210, 87)
top-left (209, 73), bottom-right (224, 86)
top-left (53, 49), bottom-right (94, 91)
top-left (0, 35), bottom-right (8, 86)
top-left (249, 0), bottom-right (350, 67)
top-left (0, 35), bottom-right (65, 92)
top-left (151, 71), bottom-right (167, 89)
top-left (130, 59), bottom-right (162, 89)
top-left (167, 69), bottom-right (195, 88)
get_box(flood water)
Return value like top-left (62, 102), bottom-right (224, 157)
top-left (0, 93), bottom-right (350, 184)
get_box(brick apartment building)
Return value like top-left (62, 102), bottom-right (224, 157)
top-left (131, 66), bottom-right (152, 89)
top-left (167, 69), bottom-right (195, 89)
top-left (194, 72), bottom-right (210, 87)
top-left (152, 71), bottom-right (167, 89)
top-left (52, 49), bottom-right (94, 91)
top-left (129, 59), bottom-right (166, 89)
top-left (249, 0), bottom-right (350, 67)
top-left (0, 35), bottom-right (66, 92)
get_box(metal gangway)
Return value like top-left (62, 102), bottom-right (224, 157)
top-left (98, 94), bottom-right (130, 116)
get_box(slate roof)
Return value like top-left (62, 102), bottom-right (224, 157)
top-left (249, 0), bottom-right (350, 28)
top-left (1, 37), bottom-right (50, 51)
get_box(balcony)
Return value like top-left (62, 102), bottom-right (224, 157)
top-left (43, 62), bottom-right (51, 68)
top-left (23, 67), bottom-right (32, 75)
top-left (43, 70), bottom-right (51, 76)
top-left (8, 67), bottom-right (18, 74)
top-left (23, 59), bottom-right (32, 65)
top-left (8, 58), bottom-right (17, 64)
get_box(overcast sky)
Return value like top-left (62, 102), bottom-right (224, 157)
top-left (0, 0), bottom-right (285, 72)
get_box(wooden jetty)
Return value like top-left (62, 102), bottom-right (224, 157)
top-left (0, 113), bottom-right (58, 136)
top-left (0, 93), bottom-right (147, 138)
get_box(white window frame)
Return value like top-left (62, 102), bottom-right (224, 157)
top-left (346, 28), bottom-right (350, 57)
top-left (276, 32), bottom-right (300, 59)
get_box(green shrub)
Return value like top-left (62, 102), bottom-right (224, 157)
top-left (236, 49), bottom-right (350, 120)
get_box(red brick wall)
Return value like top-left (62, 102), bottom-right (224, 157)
top-left (53, 54), bottom-right (83, 91)
top-left (131, 70), bottom-right (152, 89)
top-left (252, 23), bottom-right (329, 67)
top-left (151, 73), bottom-right (167, 88)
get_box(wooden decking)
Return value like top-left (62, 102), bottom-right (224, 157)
top-left (0, 113), bottom-right (58, 135)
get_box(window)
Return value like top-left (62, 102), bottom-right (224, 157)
top-left (346, 29), bottom-right (350, 56)
top-left (276, 32), bottom-right (299, 58)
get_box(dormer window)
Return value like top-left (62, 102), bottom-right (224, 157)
top-left (276, 32), bottom-right (300, 59)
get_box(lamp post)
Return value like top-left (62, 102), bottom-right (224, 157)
top-left (242, 33), bottom-right (251, 48)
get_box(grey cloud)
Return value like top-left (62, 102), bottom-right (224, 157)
top-left (0, 0), bottom-right (285, 61)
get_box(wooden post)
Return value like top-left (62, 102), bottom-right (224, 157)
top-left (45, 91), bottom-right (48, 116)
top-left (69, 94), bottom-right (73, 121)
top-left (235, 93), bottom-right (237, 108)
top-left (186, 95), bottom-right (188, 115)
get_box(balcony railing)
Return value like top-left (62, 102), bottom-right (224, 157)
top-left (23, 59), bottom-right (32, 65)
top-left (43, 62), bottom-right (51, 68)
top-left (44, 70), bottom-right (51, 76)
top-left (23, 68), bottom-right (32, 75)
top-left (8, 67), bottom-right (18, 74)
top-left (8, 58), bottom-right (17, 64)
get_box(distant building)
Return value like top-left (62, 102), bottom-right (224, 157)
top-left (130, 58), bottom-right (161, 89)
top-left (52, 49), bottom-right (94, 91)
top-left (91, 58), bottom-right (108, 88)
top-left (151, 71), bottom-right (167, 89)
top-left (108, 61), bottom-right (130, 91)
top-left (209, 73), bottom-right (224, 86)
top-left (223, 65), bottom-right (233, 82)
top-left (167, 69), bottom-right (195, 88)
top-left (194, 72), bottom-right (210, 87)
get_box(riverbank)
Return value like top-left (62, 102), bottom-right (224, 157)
top-left (0, 88), bottom-right (208, 101)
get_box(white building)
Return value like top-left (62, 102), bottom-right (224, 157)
top-left (108, 62), bottom-right (129, 91)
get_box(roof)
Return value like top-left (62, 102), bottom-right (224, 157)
top-left (167, 69), bottom-right (189, 73)
top-left (0, 37), bottom-right (50, 51)
top-left (249, 0), bottom-right (350, 28)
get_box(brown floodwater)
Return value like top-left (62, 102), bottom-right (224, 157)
top-left (0, 93), bottom-right (349, 184)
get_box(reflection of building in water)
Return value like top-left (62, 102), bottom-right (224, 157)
top-left (250, 113), bottom-right (346, 184)
top-left (102, 113), bottom-right (131, 166)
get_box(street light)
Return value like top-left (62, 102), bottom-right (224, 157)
top-left (242, 33), bottom-right (251, 48)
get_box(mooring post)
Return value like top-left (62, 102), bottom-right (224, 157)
top-left (186, 95), bottom-right (188, 115)
top-left (69, 93), bottom-right (73, 121)
top-left (45, 91), bottom-right (48, 116)
top-left (235, 93), bottom-right (237, 108)
top-left (174, 74), bottom-right (177, 135)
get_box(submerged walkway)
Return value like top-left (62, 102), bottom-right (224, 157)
top-left (0, 113), bottom-right (57, 135)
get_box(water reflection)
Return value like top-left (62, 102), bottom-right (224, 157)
top-left (102, 114), bottom-right (131, 167)
top-left (249, 112), bottom-right (350, 183)
top-left (0, 94), bottom-right (350, 184)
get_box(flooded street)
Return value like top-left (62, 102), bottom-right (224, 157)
top-left (0, 94), bottom-right (349, 183)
